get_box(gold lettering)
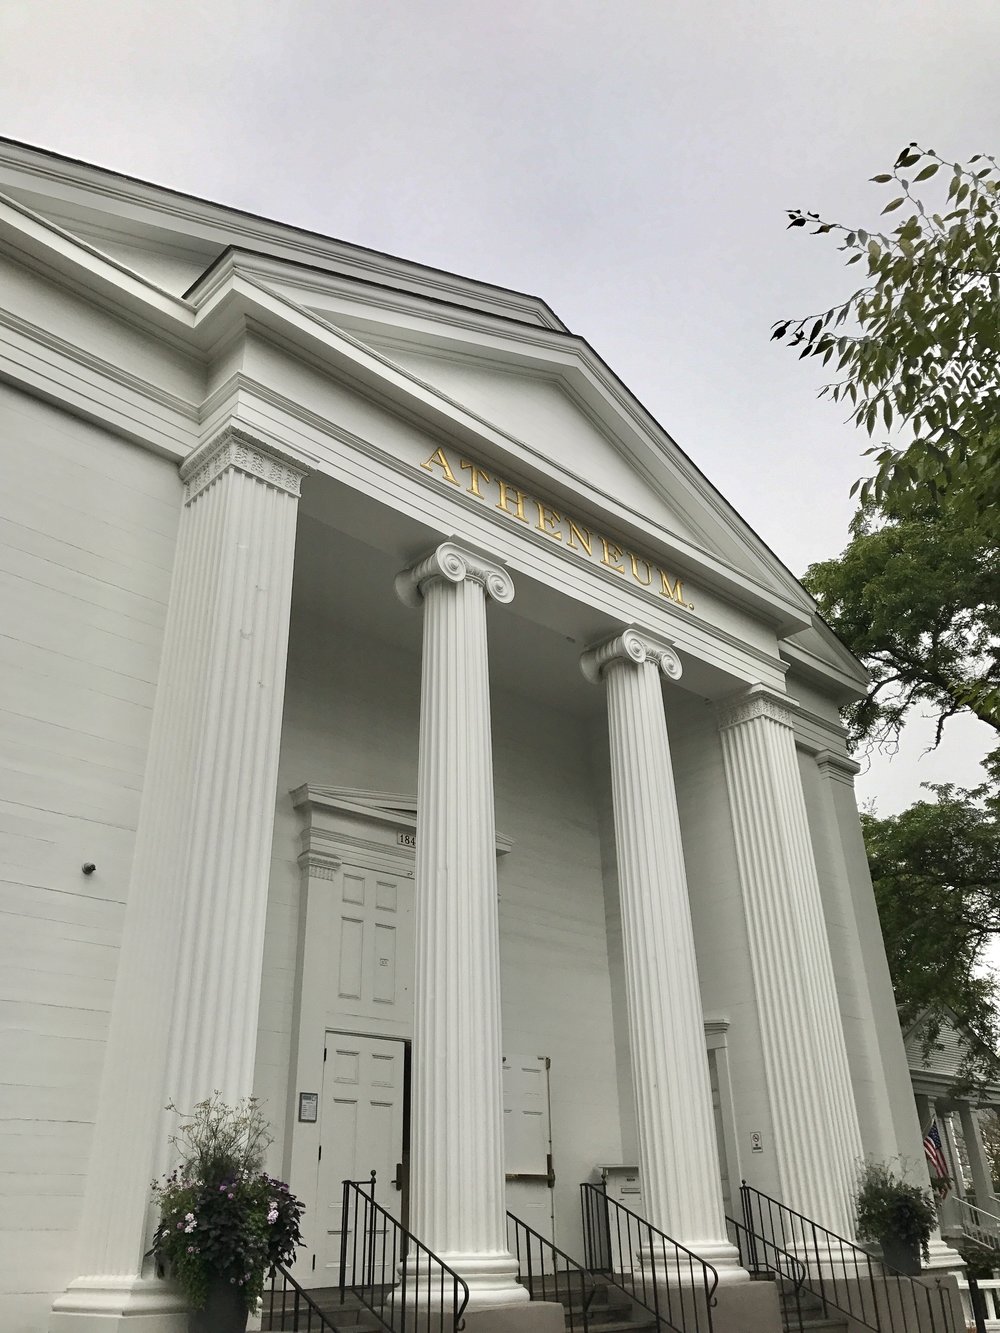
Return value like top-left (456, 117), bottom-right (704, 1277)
top-left (460, 458), bottom-right (491, 498)
top-left (629, 552), bottom-right (653, 587)
top-left (420, 446), bottom-right (459, 486)
top-left (600, 537), bottom-right (626, 574)
top-left (534, 500), bottom-right (563, 540)
top-left (658, 569), bottom-right (685, 604)
top-left (496, 479), bottom-right (528, 523)
top-left (566, 519), bottom-right (592, 556)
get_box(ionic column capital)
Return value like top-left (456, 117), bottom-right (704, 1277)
top-left (180, 426), bottom-right (308, 503)
top-left (395, 540), bottom-right (515, 609)
top-left (717, 682), bottom-right (798, 731)
top-left (579, 627), bottom-right (682, 685)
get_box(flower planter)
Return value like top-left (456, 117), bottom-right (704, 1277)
top-left (879, 1233), bottom-right (921, 1276)
top-left (189, 1278), bottom-right (249, 1333)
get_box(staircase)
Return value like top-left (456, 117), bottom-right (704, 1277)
top-left (262, 1284), bottom-right (381, 1331)
top-left (527, 1272), bottom-right (658, 1333)
top-left (774, 1278), bottom-right (848, 1333)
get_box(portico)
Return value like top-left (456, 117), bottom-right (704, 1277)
top-left (0, 140), bottom-right (952, 1333)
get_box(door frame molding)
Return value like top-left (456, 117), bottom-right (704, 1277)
top-left (284, 783), bottom-right (513, 1283)
top-left (705, 1018), bottom-right (742, 1215)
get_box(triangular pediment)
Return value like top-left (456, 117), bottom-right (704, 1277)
top-left (345, 338), bottom-right (712, 550)
top-left (0, 139), bottom-right (867, 686)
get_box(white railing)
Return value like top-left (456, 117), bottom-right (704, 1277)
top-left (955, 1198), bottom-right (1000, 1252)
top-left (959, 1276), bottom-right (1000, 1330)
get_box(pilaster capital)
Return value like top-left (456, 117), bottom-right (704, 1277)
top-left (180, 427), bottom-right (308, 503)
top-left (395, 540), bottom-right (515, 609)
top-left (579, 627), bottom-right (682, 685)
top-left (716, 682), bottom-right (798, 732)
top-left (815, 749), bottom-right (862, 783)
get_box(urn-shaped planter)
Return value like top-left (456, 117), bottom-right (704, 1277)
top-left (189, 1278), bottom-right (249, 1333)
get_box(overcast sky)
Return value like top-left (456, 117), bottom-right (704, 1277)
top-left (1, 0), bottom-right (996, 811)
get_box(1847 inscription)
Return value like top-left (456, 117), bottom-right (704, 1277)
top-left (420, 445), bottom-right (693, 610)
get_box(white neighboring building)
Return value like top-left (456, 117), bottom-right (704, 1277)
top-left (0, 140), bottom-right (949, 1332)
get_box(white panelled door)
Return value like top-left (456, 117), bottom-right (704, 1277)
top-left (316, 1033), bottom-right (407, 1282)
top-left (503, 1054), bottom-right (555, 1241)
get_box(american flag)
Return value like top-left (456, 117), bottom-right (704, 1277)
top-left (923, 1121), bottom-right (951, 1197)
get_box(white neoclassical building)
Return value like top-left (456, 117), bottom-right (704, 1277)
top-left (0, 140), bottom-right (958, 1333)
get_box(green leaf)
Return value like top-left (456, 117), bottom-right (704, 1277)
top-left (871, 174), bottom-right (894, 184)
top-left (882, 197), bottom-right (905, 214)
top-left (914, 163), bottom-right (940, 181)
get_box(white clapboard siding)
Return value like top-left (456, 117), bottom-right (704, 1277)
top-left (0, 383), bottom-right (179, 1322)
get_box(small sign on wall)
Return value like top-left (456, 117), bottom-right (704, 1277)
top-left (397, 830), bottom-right (416, 849)
top-left (750, 1131), bottom-right (764, 1153)
top-left (298, 1092), bottom-right (319, 1123)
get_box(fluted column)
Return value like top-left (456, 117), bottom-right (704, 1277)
top-left (717, 685), bottom-right (863, 1238)
top-left (581, 629), bottom-right (745, 1284)
top-left (395, 541), bottom-right (527, 1309)
top-left (51, 428), bottom-right (305, 1331)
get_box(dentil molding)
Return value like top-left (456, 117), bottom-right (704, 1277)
top-left (579, 626), bottom-right (682, 685)
top-left (180, 426), bottom-right (308, 503)
top-left (395, 539), bottom-right (515, 608)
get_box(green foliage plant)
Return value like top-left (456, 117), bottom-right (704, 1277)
top-left (802, 494), bottom-right (999, 759)
top-left (861, 783), bottom-right (1000, 1082)
top-left (774, 145), bottom-right (1000, 540)
top-left (151, 1094), bottom-right (304, 1312)
top-left (854, 1159), bottom-right (937, 1263)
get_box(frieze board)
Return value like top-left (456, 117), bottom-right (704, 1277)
top-left (199, 371), bottom-right (795, 687)
top-left (204, 382), bottom-right (793, 695)
top-left (298, 844), bottom-right (411, 879)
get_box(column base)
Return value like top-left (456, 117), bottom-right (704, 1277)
top-left (49, 1275), bottom-right (188, 1332)
top-left (639, 1238), bottom-right (748, 1288)
top-left (922, 1236), bottom-right (966, 1271)
top-left (433, 1252), bottom-right (529, 1311)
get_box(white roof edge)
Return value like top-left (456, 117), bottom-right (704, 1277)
top-left (0, 137), bottom-right (567, 333)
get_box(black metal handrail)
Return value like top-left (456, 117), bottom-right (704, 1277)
top-left (507, 1210), bottom-right (597, 1332)
top-left (340, 1174), bottom-right (470, 1333)
top-left (725, 1212), bottom-right (807, 1330)
top-left (580, 1181), bottom-right (717, 1333)
top-left (263, 1262), bottom-right (339, 1330)
top-left (740, 1180), bottom-right (958, 1333)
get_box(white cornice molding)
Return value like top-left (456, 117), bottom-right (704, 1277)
top-left (179, 426), bottom-right (308, 502)
top-left (291, 783), bottom-right (514, 856)
top-left (0, 139), bottom-right (565, 330)
top-left (815, 749), bottom-right (862, 783)
top-left (0, 187), bottom-right (194, 331)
